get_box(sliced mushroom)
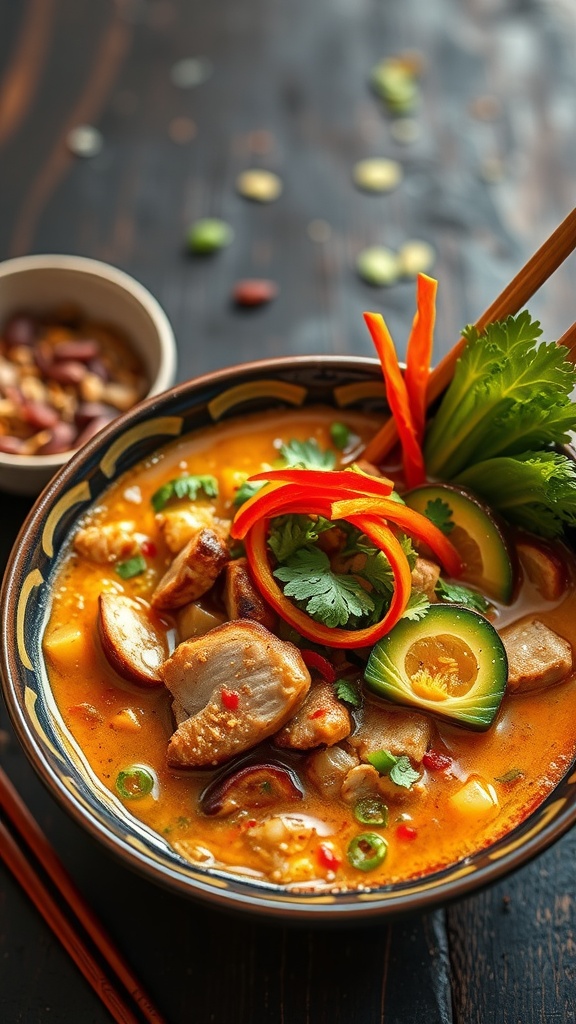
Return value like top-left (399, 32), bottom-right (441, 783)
top-left (200, 763), bottom-right (303, 816)
top-left (98, 594), bottom-right (172, 686)
top-left (222, 557), bottom-right (276, 629)
top-left (151, 528), bottom-right (229, 610)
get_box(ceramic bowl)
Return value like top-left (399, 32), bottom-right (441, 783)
top-left (2, 356), bottom-right (576, 923)
top-left (0, 254), bottom-right (177, 496)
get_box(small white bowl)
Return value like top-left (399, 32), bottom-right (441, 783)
top-left (0, 254), bottom-right (177, 495)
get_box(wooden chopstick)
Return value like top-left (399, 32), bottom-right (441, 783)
top-left (363, 206), bottom-right (576, 463)
top-left (0, 765), bottom-right (166, 1024)
top-left (557, 321), bottom-right (576, 362)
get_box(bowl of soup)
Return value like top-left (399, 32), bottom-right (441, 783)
top-left (2, 353), bottom-right (576, 922)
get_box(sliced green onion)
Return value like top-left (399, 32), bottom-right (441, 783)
top-left (366, 749), bottom-right (397, 774)
top-left (116, 554), bottom-right (147, 580)
top-left (115, 765), bottom-right (155, 799)
top-left (330, 422), bottom-right (351, 450)
top-left (354, 797), bottom-right (388, 827)
top-left (347, 832), bottom-right (388, 871)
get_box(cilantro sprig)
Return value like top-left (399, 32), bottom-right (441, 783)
top-left (279, 438), bottom-right (336, 470)
top-left (152, 474), bottom-right (218, 513)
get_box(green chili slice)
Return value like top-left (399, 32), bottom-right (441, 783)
top-left (116, 765), bottom-right (155, 800)
top-left (366, 749), bottom-right (397, 774)
top-left (347, 832), bottom-right (388, 872)
top-left (354, 797), bottom-right (388, 827)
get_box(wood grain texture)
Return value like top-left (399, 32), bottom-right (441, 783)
top-left (1, 1), bottom-right (576, 1022)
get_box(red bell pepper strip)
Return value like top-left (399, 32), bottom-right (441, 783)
top-left (363, 312), bottom-right (426, 488)
top-left (247, 468), bottom-right (394, 496)
top-left (331, 497), bottom-right (462, 577)
top-left (243, 515), bottom-right (412, 649)
top-left (404, 274), bottom-right (437, 442)
top-left (300, 650), bottom-right (337, 683)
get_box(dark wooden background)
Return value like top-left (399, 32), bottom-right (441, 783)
top-left (1, 1), bottom-right (576, 1021)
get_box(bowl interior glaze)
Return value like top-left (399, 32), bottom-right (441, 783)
top-left (2, 356), bottom-right (576, 923)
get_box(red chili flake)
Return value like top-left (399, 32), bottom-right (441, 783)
top-left (317, 843), bottom-right (341, 871)
top-left (221, 688), bottom-right (239, 711)
top-left (244, 819), bottom-right (258, 830)
top-left (422, 750), bottom-right (453, 772)
top-left (396, 824), bottom-right (418, 841)
top-left (140, 539), bottom-right (157, 558)
top-left (309, 708), bottom-right (327, 720)
top-left (300, 649), bottom-right (337, 683)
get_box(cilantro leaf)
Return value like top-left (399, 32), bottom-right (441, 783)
top-left (334, 679), bottom-right (362, 708)
top-left (455, 450), bottom-right (576, 538)
top-left (401, 591), bottom-right (430, 621)
top-left (389, 756), bottom-right (421, 789)
top-left (435, 579), bottom-right (490, 613)
top-left (273, 546), bottom-right (375, 628)
top-left (233, 479), bottom-right (265, 508)
top-left (152, 474), bottom-right (218, 512)
top-left (279, 438), bottom-right (336, 470)
top-left (423, 498), bottom-right (454, 535)
top-left (268, 515), bottom-right (333, 562)
top-left (424, 312), bottom-right (576, 479)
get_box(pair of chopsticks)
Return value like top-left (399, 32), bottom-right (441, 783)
top-left (363, 206), bottom-right (576, 464)
top-left (0, 764), bottom-right (166, 1024)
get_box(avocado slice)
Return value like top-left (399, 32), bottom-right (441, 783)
top-left (364, 605), bottom-right (508, 730)
top-left (404, 483), bottom-right (514, 604)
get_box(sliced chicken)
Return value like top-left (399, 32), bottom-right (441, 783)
top-left (98, 593), bottom-right (172, 686)
top-left (340, 763), bottom-right (382, 804)
top-left (411, 556), bottom-right (441, 602)
top-left (348, 704), bottom-right (432, 764)
top-left (274, 678), bottom-right (352, 750)
top-left (223, 557), bottom-right (276, 630)
top-left (501, 617), bottom-right (573, 693)
top-left (306, 745), bottom-right (359, 799)
top-left (74, 521), bottom-right (138, 564)
top-left (156, 505), bottom-right (230, 554)
top-left (151, 528), bottom-right (229, 610)
top-left (517, 541), bottom-right (566, 601)
top-left (161, 620), bottom-right (311, 767)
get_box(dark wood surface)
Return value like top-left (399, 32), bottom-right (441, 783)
top-left (1, 1), bottom-right (576, 1022)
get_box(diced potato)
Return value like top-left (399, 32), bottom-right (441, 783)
top-left (176, 602), bottom-right (227, 641)
top-left (43, 623), bottom-right (90, 672)
top-left (449, 775), bottom-right (499, 820)
top-left (109, 708), bottom-right (141, 732)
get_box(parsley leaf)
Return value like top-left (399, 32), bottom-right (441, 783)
top-left (423, 498), bottom-right (454, 534)
top-left (233, 479), bottom-right (265, 508)
top-left (268, 515), bottom-right (333, 562)
top-left (389, 756), bottom-right (421, 789)
top-left (273, 546), bottom-right (375, 628)
top-left (334, 679), bottom-right (362, 708)
top-left (435, 579), bottom-right (490, 613)
top-left (152, 474), bottom-right (218, 512)
top-left (279, 438), bottom-right (336, 470)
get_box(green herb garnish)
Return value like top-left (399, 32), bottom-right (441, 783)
top-left (333, 678), bottom-right (362, 708)
top-left (279, 438), bottom-right (336, 470)
top-left (152, 474), bottom-right (218, 513)
top-left (268, 515), bottom-right (333, 562)
top-left (423, 497), bottom-right (454, 534)
top-left (273, 547), bottom-right (376, 628)
top-left (233, 478), bottom-right (265, 508)
top-left (330, 422), bottom-right (352, 450)
top-left (116, 554), bottom-right (147, 579)
top-left (435, 579), bottom-right (490, 613)
top-left (367, 749), bottom-right (420, 789)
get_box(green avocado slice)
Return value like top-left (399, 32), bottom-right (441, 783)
top-left (364, 605), bottom-right (508, 730)
top-left (404, 483), bottom-right (514, 604)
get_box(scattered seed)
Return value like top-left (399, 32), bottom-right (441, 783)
top-left (232, 279), bottom-right (278, 307)
top-left (236, 169), bottom-right (283, 202)
top-left (397, 239), bottom-right (436, 277)
top-left (170, 56), bottom-right (213, 88)
top-left (307, 219), bottom-right (332, 243)
top-left (187, 218), bottom-right (234, 254)
top-left (389, 117), bottom-right (421, 144)
top-left (353, 157), bottom-right (403, 193)
top-left (356, 246), bottom-right (400, 287)
top-left (168, 116), bottom-right (197, 143)
top-left (67, 125), bottom-right (104, 158)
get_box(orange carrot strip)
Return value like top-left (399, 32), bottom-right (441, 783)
top-left (404, 274), bottom-right (438, 441)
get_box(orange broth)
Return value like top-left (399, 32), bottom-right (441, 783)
top-left (43, 407), bottom-right (576, 891)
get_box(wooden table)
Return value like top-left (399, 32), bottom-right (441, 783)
top-left (1, 2), bottom-right (575, 1021)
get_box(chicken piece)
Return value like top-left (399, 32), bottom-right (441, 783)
top-left (306, 745), bottom-right (359, 799)
top-left (501, 618), bottom-right (573, 693)
top-left (73, 521), bottom-right (138, 564)
top-left (411, 556), bottom-right (441, 602)
top-left (156, 505), bottom-right (230, 554)
top-left (161, 620), bottom-right (311, 767)
top-left (243, 815), bottom-right (320, 884)
top-left (275, 678), bottom-right (352, 750)
top-left (223, 558), bottom-right (276, 630)
top-left (517, 540), bottom-right (566, 601)
top-left (151, 528), bottom-right (229, 610)
top-left (348, 704), bottom-right (432, 764)
top-left (340, 764), bottom-right (381, 804)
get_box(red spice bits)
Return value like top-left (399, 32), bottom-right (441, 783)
top-left (396, 823), bottom-right (418, 841)
top-left (422, 750), bottom-right (453, 772)
top-left (0, 308), bottom-right (148, 456)
top-left (317, 843), bottom-right (341, 872)
top-left (221, 688), bottom-right (239, 711)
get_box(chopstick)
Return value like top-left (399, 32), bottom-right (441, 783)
top-left (557, 321), bottom-right (576, 363)
top-left (0, 765), bottom-right (166, 1024)
top-left (363, 206), bottom-right (576, 463)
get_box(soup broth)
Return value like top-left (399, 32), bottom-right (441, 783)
top-left (43, 407), bottom-right (576, 891)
